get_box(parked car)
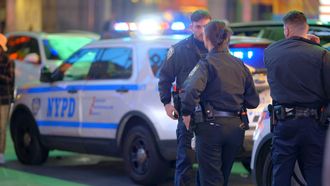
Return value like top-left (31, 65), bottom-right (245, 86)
top-left (6, 31), bottom-right (100, 87)
top-left (231, 20), bottom-right (330, 45)
top-left (10, 35), bottom-right (271, 184)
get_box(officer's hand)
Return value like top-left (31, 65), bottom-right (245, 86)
top-left (307, 34), bottom-right (320, 44)
top-left (183, 115), bottom-right (191, 130)
top-left (164, 104), bottom-right (178, 120)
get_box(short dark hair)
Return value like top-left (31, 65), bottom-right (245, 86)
top-left (282, 10), bottom-right (307, 26)
top-left (204, 20), bottom-right (232, 47)
top-left (190, 10), bottom-right (211, 22)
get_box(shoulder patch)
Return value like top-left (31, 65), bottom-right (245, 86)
top-left (167, 47), bottom-right (174, 60)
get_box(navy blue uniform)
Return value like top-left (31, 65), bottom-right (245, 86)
top-left (181, 48), bottom-right (259, 186)
top-left (264, 36), bottom-right (330, 186)
top-left (158, 35), bottom-right (207, 186)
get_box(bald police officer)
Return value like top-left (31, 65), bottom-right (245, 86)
top-left (264, 10), bottom-right (330, 186)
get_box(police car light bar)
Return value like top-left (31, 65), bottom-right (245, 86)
top-left (171, 22), bottom-right (185, 31)
top-left (114, 22), bottom-right (129, 31)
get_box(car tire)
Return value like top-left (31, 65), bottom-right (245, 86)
top-left (123, 125), bottom-right (170, 185)
top-left (258, 144), bottom-right (307, 186)
top-left (255, 141), bottom-right (271, 186)
top-left (261, 150), bottom-right (272, 186)
top-left (11, 111), bottom-right (49, 165)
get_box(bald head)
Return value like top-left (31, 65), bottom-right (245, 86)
top-left (282, 10), bottom-right (309, 38)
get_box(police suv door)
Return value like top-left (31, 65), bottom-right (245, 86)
top-left (79, 46), bottom-right (136, 143)
top-left (37, 48), bottom-right (102, 137)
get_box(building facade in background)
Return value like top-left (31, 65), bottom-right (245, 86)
top-left (0, 0), bottom-right (326, 34)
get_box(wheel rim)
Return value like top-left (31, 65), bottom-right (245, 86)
top-left (23, 132), bottom-right (32, 147)
top-left (129, 136), bottom-right (149, 175)
top-left (16, 124), bottom-right (33, 157)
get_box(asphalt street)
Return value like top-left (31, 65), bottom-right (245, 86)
top-left (0, 132), bottom-right (255, 186)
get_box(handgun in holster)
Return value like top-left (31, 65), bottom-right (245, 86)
top-left (172, 91), bottom-right (180, 119)
top-left (239, 107), bottom-right (250, 130)
top-left (268, 104), bottom-right (277, 132)
top-left (319, 103), bottom-right (330, 127)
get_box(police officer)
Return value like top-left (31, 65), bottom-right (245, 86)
top-left (264, 10), bottom-right (330, 186)
top-left (158, 10), bottom-right (211, 186)
top-left (181, 20), bottom-right (259, 186)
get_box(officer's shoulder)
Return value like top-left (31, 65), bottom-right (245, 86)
top-left (265, 39), bottom-right (286, 51)
top-left (172, 36), bottom-right (191, 49)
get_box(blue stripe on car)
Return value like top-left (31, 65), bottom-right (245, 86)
top-left (37, 121), bottom-right (118, 129)
top-left (17, 84), bottom-right (146, 94)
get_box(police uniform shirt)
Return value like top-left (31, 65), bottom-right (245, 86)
top-left (264, 36), bottom-right (330, 107)
top-left (158, 35), bottom-right (208, 105)
top-left (180, 48), bottom-right (260, 115)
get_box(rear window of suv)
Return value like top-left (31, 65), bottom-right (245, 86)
top-left (230, 43), bottom-right (268, 69)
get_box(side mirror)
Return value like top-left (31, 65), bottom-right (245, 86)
top-left (40, 66), bottom-right (53, 82)
top-left (24, 53), bottom-right (40, 65)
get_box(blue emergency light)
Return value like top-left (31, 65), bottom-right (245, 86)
top-left (230, 47), bottom-right (265, 69)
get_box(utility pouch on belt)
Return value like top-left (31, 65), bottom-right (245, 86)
top-left (192, 104), bottom-right (204, 124)
top-left (239, 107), bottom-right (250, 130)
top-left (204, 102), bottom-right (215, 122)
top-left (320, 104), bottom-right (330, 127)
top-left (190, 104), bottom-right (203, 132)
top-left (191, 102), bottom-right (215, 131)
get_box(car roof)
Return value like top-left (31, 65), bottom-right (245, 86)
top-left (230, 20), bottom-right (330, 28)
top-left (84, 35), bottom-right (272, 48)
top-left (6, 31), bottom-right (100, 40)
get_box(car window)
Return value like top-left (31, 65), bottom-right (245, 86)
top-left (148, 48), bottom-right (168, 78)
top-left (51, 48), bottom-right (100, 81)
top-left (232, 25), bottom-right (330, 44)
top-left (309, 28), bottom-right (330, 45)
top-left (43, 36), bottom-right (94, 60)
top-left (87, 47), bottom-right (133, 80)
top-left (230, 44), bottom-right (268, 69)
top-left (7, 36), bottom-right (41, 63)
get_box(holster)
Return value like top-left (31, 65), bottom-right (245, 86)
top-left (239, 107), bottom-right (250, 130)
top-left (268, 104), bottom-right (277, 132)
top-left (172, 91), bottom-right (180, 118)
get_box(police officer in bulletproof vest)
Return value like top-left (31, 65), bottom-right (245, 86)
top-left (158, 10), bottom-right (211, 186)
top-left (264, 10), bottom-right (330, 186)
top-left (180, 20), bottom-right (259, 186)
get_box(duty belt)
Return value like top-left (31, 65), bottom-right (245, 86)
top-left (275, 105), bottom-right (319, 120)
top-left (213, 110), bottom-right (239, 117)
top-left (294, 107), bottom-right (318, 118)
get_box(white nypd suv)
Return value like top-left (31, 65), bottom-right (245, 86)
top-left (10, 35), bottom-right (270, 185)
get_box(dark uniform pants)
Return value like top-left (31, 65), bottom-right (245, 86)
top-left (272, 118), bottom-right (327, 186)
top-left (175, 117), bottom-right (197, 186)
top-left (195, 117), bottom-right (244, 186)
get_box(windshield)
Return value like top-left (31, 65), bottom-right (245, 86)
top-left (43, 36), bottom-right (94, 60)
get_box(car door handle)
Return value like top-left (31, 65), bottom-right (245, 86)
top-left (116, 88), bottom-right (129, 93)
top-left (67, 89), bottom-right (78, 94)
